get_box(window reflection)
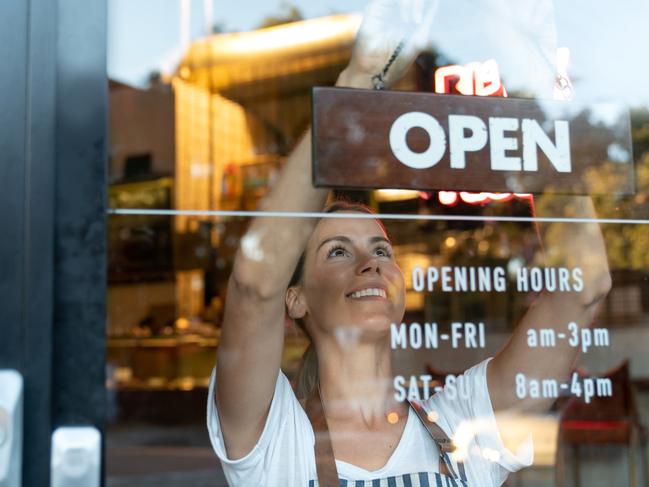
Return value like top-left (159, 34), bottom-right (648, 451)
top-left (107, 1), bottom-right (649, 485)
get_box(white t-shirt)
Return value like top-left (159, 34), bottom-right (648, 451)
top-left (207, 358), bottom-right (533, 486)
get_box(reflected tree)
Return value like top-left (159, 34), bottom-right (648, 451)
top-left (584, 107), bottom-right (649, 270)
top-left (258, 2), bottom-right (304, 28)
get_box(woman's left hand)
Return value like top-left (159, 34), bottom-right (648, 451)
top-left (337, 0), bottom-right (439, 89)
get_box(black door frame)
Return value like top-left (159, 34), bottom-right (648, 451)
top-left (0, 0), bottom-right (107, 485)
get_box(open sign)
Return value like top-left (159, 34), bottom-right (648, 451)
top-left (389, 112), bottom-right (570, 173)
top-left (312, 87), bottom-right (633, 195)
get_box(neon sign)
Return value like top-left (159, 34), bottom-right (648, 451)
top-left (433, 59), bottom-right (530, 206)
top-left (434, 59), bottom-right (507, 98)
top-left (437, 191), bottom-right (532, 206)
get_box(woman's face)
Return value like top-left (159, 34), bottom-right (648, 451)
top-left (290, 213), bottom-right (406, 342)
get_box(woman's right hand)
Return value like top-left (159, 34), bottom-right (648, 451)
top-left (338, 0), bottom-right (439, 89)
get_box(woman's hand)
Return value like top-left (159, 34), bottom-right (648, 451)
top-left (338, 0), bottom-right (438, 89)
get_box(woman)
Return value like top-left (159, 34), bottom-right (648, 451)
top-left (207, 1), bottom-right (611, 485)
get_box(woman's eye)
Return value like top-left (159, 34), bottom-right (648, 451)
top-left (328, 246), bottom-right (348, 258)
top-left (374, 246), bottom-right (393, 257)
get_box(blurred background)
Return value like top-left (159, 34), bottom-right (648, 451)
top-left (106, 1), bottom-right (649, 485)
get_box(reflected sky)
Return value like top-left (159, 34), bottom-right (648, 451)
top-left (108, 0), bottom-right (649, 108)
top-left (108, 0), bottom-right (367, 85)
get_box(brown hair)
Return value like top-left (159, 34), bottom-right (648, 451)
top-left (290, 201), bottom-right (385, 399)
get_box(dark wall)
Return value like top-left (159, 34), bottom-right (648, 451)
top-left (0, 0), bottom-right (107, 485)
top-left (52, 0), bottom-right (107, 429)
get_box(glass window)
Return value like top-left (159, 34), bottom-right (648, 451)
top-left (107, 1), bottom-right (649, 485)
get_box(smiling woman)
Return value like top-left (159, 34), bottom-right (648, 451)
top-left (207, 0), bottom-right (611, 486)
top-left (286, 201), bottom-right (402, 399)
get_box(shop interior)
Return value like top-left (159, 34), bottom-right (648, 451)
top-left (106, 12), bottom-right (649, 486)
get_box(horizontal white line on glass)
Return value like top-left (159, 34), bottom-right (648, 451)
top-left (107, 208), bottom-right (649, 225)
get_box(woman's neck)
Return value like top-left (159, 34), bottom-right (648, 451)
top-left (315, 335), bottom-right (404, 428)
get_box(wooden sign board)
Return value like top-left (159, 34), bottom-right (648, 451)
top-left (312, 87), bottom-right (634, 195)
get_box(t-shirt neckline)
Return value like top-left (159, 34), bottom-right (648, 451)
top-left (335, 406), bottom-right (415, 478)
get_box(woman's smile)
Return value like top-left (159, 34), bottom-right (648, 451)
top-left (347, 288), bottom-right (387, 299)
top-left (345, 284), bottom-right (388, 300)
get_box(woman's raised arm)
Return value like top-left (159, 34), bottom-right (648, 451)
top-left (214, 0), bottom-right (438, 460)
top-left (488, 195), bottom-right (612, 414)
top-left (215, 130), bottom-right (328, 459)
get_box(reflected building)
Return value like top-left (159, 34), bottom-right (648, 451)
top-left (107, 15), bottom-right (369, 409)
top-left (108, 78), bottom-right (176, 338)
top-left (171, 14), bottom-right (361, 321)
top-left (107, 9), bottom-right (649, 434)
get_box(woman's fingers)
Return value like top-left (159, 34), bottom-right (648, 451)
top-left (404, 0), bottom-right (438, 53)
top-left (362, 0), bottom-right (392, 24)
top-left (347, 0), bottom-right (439, 87)
top-left (383, 0), bottom-right (437, 81)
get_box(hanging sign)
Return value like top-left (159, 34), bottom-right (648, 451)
top-left (312, 87), bottom-right (634, 195)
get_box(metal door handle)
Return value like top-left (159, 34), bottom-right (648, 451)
top-left (51, 427), bottom-right (101, 487)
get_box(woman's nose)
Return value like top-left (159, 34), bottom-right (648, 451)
top-left (357, 255), bottom-right (380, 274)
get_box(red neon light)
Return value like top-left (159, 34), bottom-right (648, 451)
top-left (434, 59), bottom-right (515, 206)
top-left (438, 191), bottom-right (458, 205)
top-left (434, 64), bottom-right (474, 95)
top-left (434, 59), bottom-right (507, 98)
top-left (431, 51), bottom-right (571, 206)
top-left (475, 59), bottom-right (508, 97)
top-left (436, 191), bottom-right (532, 206)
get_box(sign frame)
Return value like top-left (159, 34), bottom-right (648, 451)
top-left (312, 87), bottom-right (634, 195)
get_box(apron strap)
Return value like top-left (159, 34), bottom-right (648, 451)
top-left (304, 386), bottom-right (462, 484)
top-left (407, 399), bottom-right (463, 479)
top-left (305, 386), bottom-right (340, 487)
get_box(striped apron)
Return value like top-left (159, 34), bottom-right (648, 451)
top-left (308, 465), bottom-right (468, 487)
top-left (306, 387), bottom-right (469, 487)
